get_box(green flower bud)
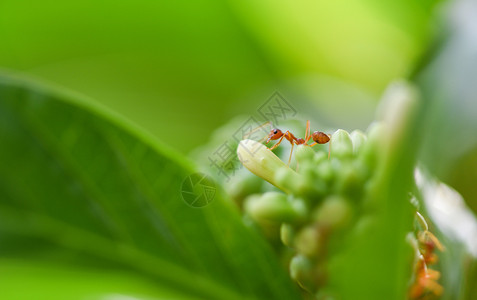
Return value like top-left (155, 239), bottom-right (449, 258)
top-left (313, 196), bottom-right (353, 230)
top-left (350, 130), bottom-right (366, 155)
top-left (274, 167), bottom-right (307, 195)
top-left (280, 223), bottom-right (295, 247)
top-left (334, 162), bottom-right (367, 196)
top-left (359, 122), bottom-right (384, 170)
top-left (295, 225), bottom-right (322, 258)
top-left (316, 158), bottom-right (334, 183)
top-left (290, 254), bottom-right (314, 290)
top-left (237, 139), bottom-right (304, 193)
top-left (244, 192), bottom-right (306, 223)
top-left (313, 151), bottom-right (328, 165)
top-left (330, 129), bottom-right (353, 159)
top-left (295, 144), bottom-right (315, 163)
top-left (301, 165), bottom-right (328, 199)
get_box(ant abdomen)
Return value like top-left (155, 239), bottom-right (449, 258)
top-left (312, 131), bottom-right (330, 144)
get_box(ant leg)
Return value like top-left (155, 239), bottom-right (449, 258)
top-left (426, 279), bottom-right (444, 296)
top-left (269, 135), bottom-right (285, 151)
top-left (416, 212), bottom-right (429, 231)
top-left (421, 231), bottom-right (445, 251)
top-left (287, 143), bottom-right (295, 166)
top-left (305, 120), bottom-right (311, 143)
top-left (309, 139), bottom-right (331, 159)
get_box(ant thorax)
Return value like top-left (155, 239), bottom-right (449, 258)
top-left (263, 121), bottom-right (331, 167)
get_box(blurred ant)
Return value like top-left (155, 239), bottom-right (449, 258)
top-left (409, 212), bottom-right (445, 299)
top-left (266, 120), bottom-right (331, 166)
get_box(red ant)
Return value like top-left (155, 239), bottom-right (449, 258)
top-left (266, 120), bottom-right (331, 166)
top-left (408, 212), bottom-right (444, 299)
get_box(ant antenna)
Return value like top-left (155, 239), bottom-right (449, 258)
top-left (242, 121), bottom-right (272, 143)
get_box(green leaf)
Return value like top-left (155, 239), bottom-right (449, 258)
top-left (326, 82), bottom-right (420, 300)
top-left (0, 71), bottom-right (301, 300)
top-left (0, 257), bottom-right (198, 300)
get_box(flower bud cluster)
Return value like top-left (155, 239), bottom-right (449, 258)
top-left (236, 126), bottom-right (380, 297)
top-left (226, 82), bottom-right (443, 299)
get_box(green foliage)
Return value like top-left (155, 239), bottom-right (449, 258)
top-left (0, 0), bottom-right (441, 152)
top-left (0, 72), bottom-right (301, 300)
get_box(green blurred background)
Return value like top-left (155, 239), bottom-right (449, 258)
top-left (3, 0), bottom-right (477, 218)
top-left (3, 1), bottom-right (477, 299)
top-left (0, 0), bottom-right (441, 154)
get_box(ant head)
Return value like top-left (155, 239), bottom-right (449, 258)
top-left (267, 128), bottom-right (283, 143)
top-left (312, 131), bottom-right (330, 144)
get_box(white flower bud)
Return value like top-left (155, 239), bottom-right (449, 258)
top-left (237, 139), bottom-right (303, 193)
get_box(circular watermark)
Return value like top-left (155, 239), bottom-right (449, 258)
top-left (181, 172), bottom-right (216, 208)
